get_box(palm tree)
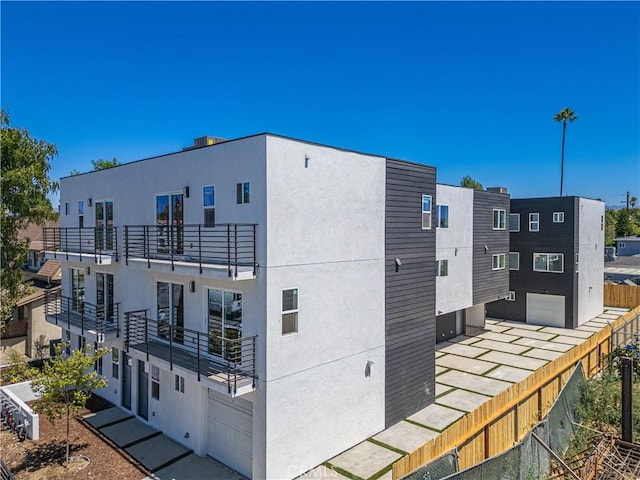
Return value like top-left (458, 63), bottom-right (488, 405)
top-left (553, 107), bottom-right (578, 196)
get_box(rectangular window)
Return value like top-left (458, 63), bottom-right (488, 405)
top-left (493, 209), bottom-right (506, 230)
top-left (236, 181), bottom-right (250, 204)
top-left (509, 213), bottom-right (520, 232)
top-left (533, 253), bottom-right (564, 273)
top-left (492, 253), bottom-right (506, 270)
top-left (65, 202), bottom-right (70, 215)
top-left (507, 291), bottom-right (516, 302)
top-left (436, 205), bottom-right (449, 228)
top-left (282, 288), bottom-right (298, 335)
top-left (529, 213), bottom-right (540, 232)
top-left (203, 186), bottom-right (215, 226)
top-left (207, 289), bottom-right (243, 359)
top-left (112, 347), bottom-right (119, 379)
top-left (70, 268), bottom-right (85, 312)
top-left (95, 342), bottom-right (103, 375)
top-left (174, 375), bottom-right (185, 393)
top-left (509, 252), bottom-right (520, 271)
top-left (600, 215), bottom-right (604, 231)
top-left (78, 200), bottom-right (84, 215)
top-left (553, 212), bottom-right (565, 223)
top-left (151, 365), bottom-right (160, 400)
top-left (436, 259), bottom-right (449, 277)
top-left (79, 215), bottom-right (84, 228)
top-left (421, 195), bottom-right (432, 230)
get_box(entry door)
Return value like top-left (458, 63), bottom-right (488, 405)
top-left (95, 201), bottom-right (114, 250)
top-left (122, 353), bottom-right (132, 410)
top-left (207, 289), bottom-right (242, 359)
top-left (96, 273), bottom-right (115, 328)
top-left (156, 194), bottom-right (183, 255)
top-left (157, 282), bottom-right (184, 344)
top-left (137, 360), bottom-right (149, 420)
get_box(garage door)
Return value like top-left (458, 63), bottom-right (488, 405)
top-left (207, 389), bottom-right (253, 478)
top-left (526, 293), bottom-right (565, 327)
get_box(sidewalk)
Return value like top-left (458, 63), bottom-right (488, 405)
top-left (300, 307), bottom-right (629, 480)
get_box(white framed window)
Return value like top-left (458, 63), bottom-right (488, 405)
top-left (436, 259), bottom-right (449, 277)
top-left (507, 291), bottom-right (516, 302)
top-left (493, 209), bottom-right (506, 230)
top-left (509, 252), bottom-right (520, 271)
top-left (533, 253), bottom-right (564, 273)
top-left (553, 212), bottom-right (565, 223)
top-left (282, 288), bottom-right (298, 335)
top-left (436, 205), bottom-right (449, 228)
top-left (529, 213), bottom-right (539, 232)
top-left (174, 374), bottom-right (185, 393)
top-left (151, 365), bottom-right (160, 400)
top-left (236, 181), bottom-right (250, 204)
top-left (492, 253), bottom-right (506, 270)
top-left (203, 185), bottom-right (215, 226)
top-left (421, 195), bottom-right (432, 229)
top-left (509, 213), bottom-right (520, 232)
top-left (112, 347), bottom-right (119, 379)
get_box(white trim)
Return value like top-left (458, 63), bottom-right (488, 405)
top-left (282, 288), bottom-right (299, 335)
top-left (492, 253), bottom-right (506, 270)
top-left (529, 212), bottom-right (539, 232)
top-left (492, 209), bottom-right (506, 230)
top-left (533, 253), bottom-right (564, 273)
top-left (552, 211), bottom-right (565, 223)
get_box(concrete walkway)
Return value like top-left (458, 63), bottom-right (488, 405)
top-left (304, 307), bottom-right (630, 480)
top-left (83, 407), bottom-right (246, 480)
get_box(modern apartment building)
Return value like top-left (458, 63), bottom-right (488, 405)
top-left (43, 133), bottom-right (438, 479)
top-left (435, 185), bottom-right (510, 341)
top-left (486, 196), bottom-right (604, 328)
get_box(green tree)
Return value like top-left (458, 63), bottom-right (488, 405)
top-left (91, 157), bottom-right (120, 171)
top-left (616, 208), bottom-right (639, 238)
top-left (604, 209), bottom-right (618, 246)
top-left (31, 343), bottom-right (107, 467)
top-left (553, 107), bottom-right (578, 197)
top-left (0, 110), bottom-right (58, 329)
top-left (460, 175), bottom-right (484, 190)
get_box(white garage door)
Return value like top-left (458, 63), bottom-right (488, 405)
top-left (207, 389), bottom-right (253, 478)
top-left (526, 293), bottom-right (565, 327)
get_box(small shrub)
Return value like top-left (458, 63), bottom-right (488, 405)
top-left (0, 349), bottom-right (40, 384)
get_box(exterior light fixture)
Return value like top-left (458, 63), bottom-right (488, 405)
top-left (305, 155), bottom-right (310, 168)
top-left (88, 198), bottom-right (92, 207)
top-left (85, 266), bottom-right (90, 275)
top-left (394, 258), bottom-right (402, 272)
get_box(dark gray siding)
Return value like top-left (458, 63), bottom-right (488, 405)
top-left (385, 159), bottom-right (436, 427)
top-left (486, 197), bottom-right (578, 327)
top-left (472, 190), bottom-right (511, 306)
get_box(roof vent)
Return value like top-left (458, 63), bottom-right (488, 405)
top-left (487, 187), bottom-right (508, 194)
top-left (183, 136), bottom-right (227, 151)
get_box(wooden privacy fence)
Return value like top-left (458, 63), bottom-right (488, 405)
top-left (604, 283), bottom-right (640, 308)
top-left (392, 306), bottom-right (640, 479)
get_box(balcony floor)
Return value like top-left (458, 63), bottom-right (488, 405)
top-left (46, 312), bottom-right (119, 336)
top-left (126, 257), bottom-right (255, 280)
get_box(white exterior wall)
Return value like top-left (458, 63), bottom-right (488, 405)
top-left (435, 185), bottom-right (474, 315)
top-left (260, 137), bottom-right (386, 479)
top-left (577, 198), bottom-right (604, 324)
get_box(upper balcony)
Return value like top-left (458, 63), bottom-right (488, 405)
top-left (44, 290), bottom-right (120, 342)
top-left (43, 227), bottom-right (119, 265)
top-left (124, 310), bottom-right (257, 397)
top-left (124, 224), bottom-right (257, 280)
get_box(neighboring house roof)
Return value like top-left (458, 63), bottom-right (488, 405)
top-left (615, 235), bottom-right (640, 242)
top-left (17, 217), bottom-right (60, 252)
top-left (15, 284), bottom-right (61, 307)
top-left (35, 259), bottom-right (62, 282)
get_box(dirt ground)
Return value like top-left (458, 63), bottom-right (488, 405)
top-left (1, 396), bottom-right (148, 480)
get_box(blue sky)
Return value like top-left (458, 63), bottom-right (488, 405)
top-left (2, 1), bottom-right (639, 207)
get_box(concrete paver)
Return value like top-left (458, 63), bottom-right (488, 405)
top-left (522, 348), bottom-right (565, 361)
top-left (500, 328), bottom-right (556, 341)
top-left (101, 417), bottom-right (159, 447)
top-left (496, 322), bottom-right (543, 331)
top-left (551, 335), bottom-right (586, 346)
top-left (449, 336), bottom-right (482, 345)
top-left (408, 403), bottom-right (466, 431)
top-left (435, 365), bottom-right (447, 375)
top-left (298, 466), bottom-right (350, 479)
top-left (481, 323), bottom-right (511, 333)
top-left (437, 371), bottom-right (513, 397)
top-left (436, 342), bottom-right (489, 358)
top-left (374, 421), bottom-right (438, 454)
top-left (436, 389), bottom-right (492, 412)
top-left (329, 441), bottom-right (401, 480)
top-left (512, 337), bottom-right (574, 352)
top-left (486, 365), bottom-right (532, 383)
top-left (83, 406), bottom-right (133, 428)
top-left (478, 351), bottom-right (548, 371)
top-left (539, 327), bottom-right (593, 338)
top-left (435, 383), bottom-right (454, 397)
top-left (473, 331), bottom-right (522, 343)
top-left (126, 434), bottom-right (192, 472)
top-left (436, 354), bottom-right (497, 375)
top-left (471, 339), bottom-right (530, 355)
top-left (146, 453), bottom-right (245, 480)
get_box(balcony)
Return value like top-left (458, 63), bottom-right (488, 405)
top-left (124, 224), bottom-right (257, 280)
top-left (124, 310), bottom-right (257, 396)
top-left (42, 227), bottom-right (118, 264)
top-left (44, 290), bottom-right (120, 341)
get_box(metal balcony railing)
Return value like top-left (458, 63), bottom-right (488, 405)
top-left (42, 227), bottom-right (119, 263)
top-left (44, 290), bottom-right (120, 338)
top-left (124, 224), bottom-right (257, 277)
top-left (124, 310), bottom-right (257, 394)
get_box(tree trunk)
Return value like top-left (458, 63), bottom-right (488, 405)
top-left (560, 121), bottom-right (567, 196)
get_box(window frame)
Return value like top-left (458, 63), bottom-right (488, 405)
top-left (151, 365), bottom-right (160, 400)
top-left (507, 291), bottom-right (516, 302)
top-left (436, 204), bottom-right (449, 228)
top-left (552, 212), bottom-right (565, 223)
top-left (236, 181), bottom-right (250, 204)
top-left (203, 185), bottom-right (215, 226)
top-left (509, 213), bottom-right (520, 232)
top-left (509, 252), bottom-right (520, 271)
top-left (492, 253), bottom-right (506, 270)
top-left (174, 374), bottom-right (185, 393)
top-left (492, 209), bottom-right (506, 230)
top-left (436, 259), bottom-right (449, 277)
top-left (421, 195), bottom-right (432, 230)
top-left (282, 288), bottom-right (299, 335)
top-left (529, 213), bottom-right (540, 232)
top-left (533, 253), bottom-right (564, 273)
